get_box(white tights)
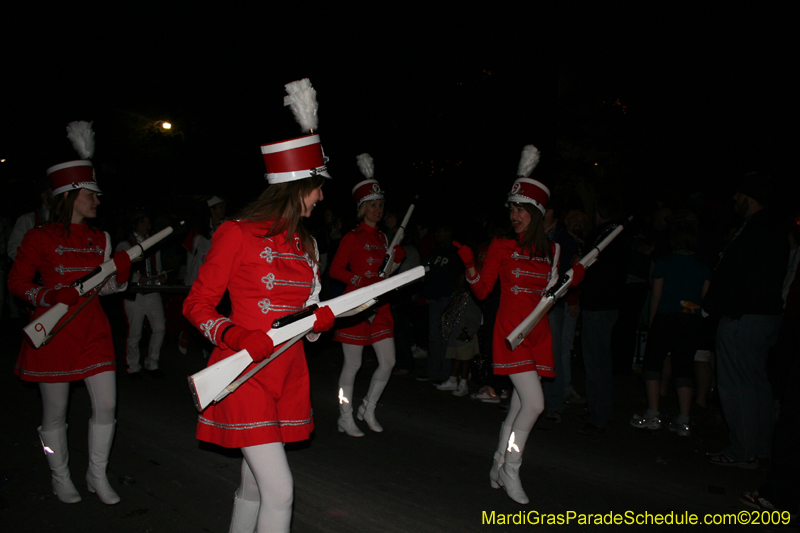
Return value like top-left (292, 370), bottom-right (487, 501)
top-left (238, 443), bottom-right (293, 533)
top-left (503, 371), bottom-right (545, 432)
top-left (338, 338), bottom-right (395, 389)
top-left (39, 371), bottom-right (116, 431)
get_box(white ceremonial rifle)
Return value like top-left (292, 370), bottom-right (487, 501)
top-left (187, 265), bottom-right (426, 411)
top-left (377, 196), bottom-right (418, 278)
top-left (23, 222), bottom-right (184, 348)
top-left (505, 216), bottom-right (633, 351)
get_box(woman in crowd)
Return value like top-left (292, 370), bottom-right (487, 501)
top-left (454, 146), bottom-right (581, 504)
top-left (630, 210), bottom-right (711, 437)
top-left (330, 172), bottom-right (404, 437)
top-left (183, 132), bottom-right (335, 532)
top-left (9, 157), bottom-right (131, 505)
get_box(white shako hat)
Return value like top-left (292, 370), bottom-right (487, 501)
top-left (352, 153), bottom-right (385, 207)
top-left (261, 78), bottom-right (331, 184)
top-left (506, 145), bottom-right (549, 216)
top-left (47, 121), bottom-right (101, 196)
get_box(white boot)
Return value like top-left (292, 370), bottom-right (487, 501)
top-left (489, 422), bottom-right (511, 489)
top-left (337, 386), bottom-right (364, 437)
top-left (38, 425), bottom-right (81, 503)
top-left (229, 495), bottom-right (259, 533)
top-left (86, 420), bottom-right (120, 505)
top-left (452, 378), bottom-right (469, 397)
top-left (357, 378), bottom-right (388, 433)
top-left (497, 428), bottom-right (531, 504)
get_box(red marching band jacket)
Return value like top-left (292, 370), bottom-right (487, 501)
top-left (329, 222), bottom-right (394, 345)
top-left (8, 223), bottom-right (126, 382)
top-left (183, 220), bottom-right (321, 448)
top-left (467, 237), bottom-right (560, 377)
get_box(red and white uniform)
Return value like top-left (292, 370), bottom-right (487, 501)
top-left (8, 223), bottom-right (126, 382)
top-left (330, 222), bottom-right (393, 345)
top-left (467, 237), bottom-right (560, 377)
top-left (183, 219), bottom-right (320, 448)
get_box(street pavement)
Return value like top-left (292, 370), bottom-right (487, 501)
top-left (0, 306), bottom-right (790, 532)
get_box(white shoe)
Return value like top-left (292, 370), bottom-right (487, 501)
top-left (630, 413), bottom-right (661, 430)
top-left (668, 418), bottom-right (691, 437)
top-left (38, 426), bottom-right (81, 504)
top-left (452, 379), bottom-right (468, 397)
top-left (436, 377), bottom-right (458, 391)
top-left (563, 390), bottom-right (586, 405)
top-left (412, 347), bottom-right (428, 359)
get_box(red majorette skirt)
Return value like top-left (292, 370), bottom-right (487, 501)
top-left (15, 300), bottom-right (116, 383)
top-left (491, 310), bottom-right (555, 377)
top-left (196, 342), bottom-right (314, 448)
top-left (332, 303), bottom-right (394, 346)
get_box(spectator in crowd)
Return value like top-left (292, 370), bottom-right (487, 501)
top-left (704, 172), bottom-right (787, 468)
top-left (543, 207), bottom-right (585, 422)
top-left (419, 223), bottom-right (462, 384)
top-left (630, 210), bottom-right (711, 436)
top-left (578, 194), bottom-right (632, 436)
top-left (436, 275), bottom-right (482, 396)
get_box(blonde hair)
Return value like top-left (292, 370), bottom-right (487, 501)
top-left (357, 199), bottom-right (384, 221)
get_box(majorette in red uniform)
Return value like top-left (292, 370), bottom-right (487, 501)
top-left (466, 236), bottom-right (558, 377)
top-left (455, 145), bottom-right (580, 506)
top-left (329, 153), bottom-right (405, 437)
top-left (182, 78), bottom-right (336, 533)
top-left (8, 121), bottom-right (132, 506)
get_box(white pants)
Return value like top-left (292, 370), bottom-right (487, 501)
top-left (124, 293), bottom-right (166, 373)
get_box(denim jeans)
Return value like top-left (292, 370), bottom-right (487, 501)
top-left (427, 297), bottom-right (451, 381)
top-left (581, 309), bottom-right (618, 429)
top-left (716, 314), bottom-right (781, 461)
top-left (543, 301), bottom-right (578, 413)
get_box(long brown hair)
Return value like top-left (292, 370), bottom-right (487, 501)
top-left (48, 190), bottom-right (81, 237)
top-left (512, 202), bottom-right (553, 262)
top-left (237, 175), bottom-right (326, 264)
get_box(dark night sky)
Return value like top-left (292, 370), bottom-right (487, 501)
top-left (2, 5), bottom-right (798, 226)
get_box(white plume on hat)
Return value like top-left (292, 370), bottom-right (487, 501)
top-left (283, 78), bottom-right (319, 133)
top-left (356, 153), bottom-right (374, 179)
top-left (517, 145), bottom-right (541, 178)
top-left (66, 121), bottom-right (95, 160)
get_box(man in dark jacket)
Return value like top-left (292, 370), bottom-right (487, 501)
top-left (420, 223), bottom-right (462, 383)
top-left (578, 195), bottom-right (632, 435)
top-left (704, 172), bottom-right (787, 469)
